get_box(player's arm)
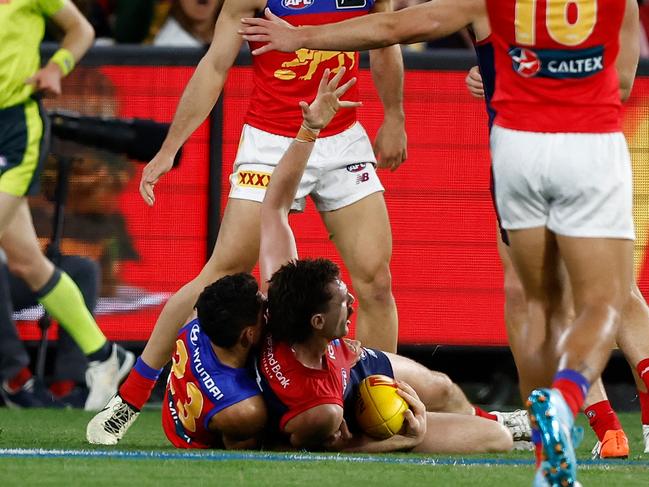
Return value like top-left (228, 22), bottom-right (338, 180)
top-left (139, 0), bottom-right (264, 206)
top-left (240, 0), bottom-right (485, 55)
top-left (617, 0), bottom-right (640, 102)
top-left (27, 1), bottom-right (94, 97)
top-left (326, 381), bottom-right (427, 453)
top-left (259, 69), bottom-right (360, 289)
top-left (209, 395), bottom-right (268, 450)
top-left (368, 0), bottom-right (407, 172)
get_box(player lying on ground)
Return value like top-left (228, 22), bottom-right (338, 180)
top-left (160, 274), bottom-right (268, 449)
top-left (464, 8), bottom-right (649, 458)
top-left (254, 67), bottom-right (513, 453)
top-left (240, 1), bottom-right (641, 484)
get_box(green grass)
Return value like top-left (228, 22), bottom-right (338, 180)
top-left (0, 409), bottom-right (647, 486)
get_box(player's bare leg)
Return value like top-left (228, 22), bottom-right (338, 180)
top-left (412, 412), bottom-right (513, 454)
top-left (1, 200), bottom-right (55, 289)
top-left (386, 352), bottom-right (474, 414)
top-left (0, 192), bottom-right (23, 239)
top-left (321, 192), bottom-right (398, 353)
top-left (141, 199), bottom-right (262, 369)
top-left (552, 235), bottom-right (632, 384)
top-left (499, 230), bottom-right (628, 456)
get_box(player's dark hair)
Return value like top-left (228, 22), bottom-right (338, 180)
top-left (266, 258), bottom-right (340, 344)
top-left (195, 273), bottom-right (262, 348)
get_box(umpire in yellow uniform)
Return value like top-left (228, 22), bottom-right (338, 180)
top-left (0, 1), bottom-right (135, 412)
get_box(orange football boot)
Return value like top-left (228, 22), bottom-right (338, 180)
top-left (597, 429), bottom-right (629, 459)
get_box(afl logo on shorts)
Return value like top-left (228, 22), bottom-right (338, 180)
top-left (0, 156), bottom-right (7, 168)
top-left (509, 47), bottom-right (541, 78)
top-left (346, 163), bottom-right (367, 173)
top-left (283, 0), bottom-right (314, 8)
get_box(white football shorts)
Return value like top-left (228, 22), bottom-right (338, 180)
top-left (490, 125), bottom-right (635, 240)
top-left (228, 122), bottom-right (383, 212)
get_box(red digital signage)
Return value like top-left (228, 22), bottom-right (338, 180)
top-left (15, 63), bottom-right (649, 347)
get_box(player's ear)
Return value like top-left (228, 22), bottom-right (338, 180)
top-left (240, 326), bottom-right (255, 348)
top-left (311, 313), bottom-right (325, 331)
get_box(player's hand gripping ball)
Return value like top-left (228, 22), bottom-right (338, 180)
top-left (355, 375), bottom-right (409, 439)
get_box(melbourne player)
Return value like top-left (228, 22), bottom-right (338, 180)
top-left (465, 11), bottom-right (649, 459)
top-left (255, 67), bottom-right (512, 453)
top-left (160, 274), bottom-right (267, 450)
top-left (88, 0), bottom-right (408, 446)
top-left (240, 0), bottom-right (641, 484)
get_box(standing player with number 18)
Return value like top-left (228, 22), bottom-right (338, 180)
top-left (240, 0), bottom-right (639, 485)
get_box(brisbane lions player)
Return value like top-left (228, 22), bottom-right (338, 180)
top-left (464, 6), bottom-right (649, 461)
top-left (240, 0), bottom-right (641, 484)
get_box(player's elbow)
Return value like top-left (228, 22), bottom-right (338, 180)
top-left (74, 14), bottom-right (95, 48)
top-left (286, 404), bottom-right (344, 449)
top-left (619, 84), bottom-right (633, 102)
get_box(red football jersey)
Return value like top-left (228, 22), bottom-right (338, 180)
top-left (257, 334), bottom-right (358, 431)
top-left (245, 0), bottom-right (376, 137)
top-left (486, 0), bottom-right (625, 133)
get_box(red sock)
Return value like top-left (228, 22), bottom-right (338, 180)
top-left (118, 369), bottom-right (156, 411)
top-left (552, 379), bottom-right (585, 417)
top-left (584, 400), bottom-right (623, 441)
top-left (637, 358), bottom-right (649, 390)
top-left (639, 391), bottom-right (649, 425)
top-left (6, 367), bottom-right (32, 392)
top-left (49, 380), bottom-right (76, 399)
top-left (473, 406), bottom-right (498, 421)
top-left (535, 444), bottom-right (543, 467)
top-left (636, 358), bottom-right (649, 425)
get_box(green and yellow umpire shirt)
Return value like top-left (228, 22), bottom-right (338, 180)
top-left (0, 0), bottom-right (66, 109)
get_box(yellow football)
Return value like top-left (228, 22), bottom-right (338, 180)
top-left (355, 375), bottom-right (409, 439)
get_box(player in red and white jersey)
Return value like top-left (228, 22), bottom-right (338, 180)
top-left (256, 67), bottom-right (512, 453)
top-left (88, 0), bottom-right (408, 445)
top-left (240, 0), bottom-right (641, 483)
top-left (465, 11), bottom-right (649, 459)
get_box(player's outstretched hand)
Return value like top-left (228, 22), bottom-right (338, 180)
top-left (300, 67), bottom-right (361, 132)
top-left (240, 8), bottom-right (300, 56)
top-left (396, 380), bottom-right (426, 445)
top-left (26, 64), bottom-right (63, 98)
top-left (465, 66), bottom-right (485, 99)
top-left (139, 151), bottom-right (175, 206)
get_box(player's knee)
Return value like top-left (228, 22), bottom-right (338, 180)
top-left (502, 274), bottom-right (525, 311)
top-left (353, 263), bottom-right (392, 304)
top-left (483, 422), bottom-right (514, 452)
top-left (424, 372), bottom-right (454, 410)
top-left (6, 255), bottom-right (46, 284)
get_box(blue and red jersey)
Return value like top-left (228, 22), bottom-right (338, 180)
top-left (486, 0), bottom-right (624, 133)
top-left (162, 319), bottom-right (260, 449)
top-left (256, 334), bottom-right (358, 431)
top-left (245, 0), bottom-right (376, 137)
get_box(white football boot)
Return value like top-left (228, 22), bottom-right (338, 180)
top-left (86, 393), bottom-right (140, 445)
top-left (643, 424), bottom-right (649, 454)
top-left (491, 409), bottom-right (533, 442)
